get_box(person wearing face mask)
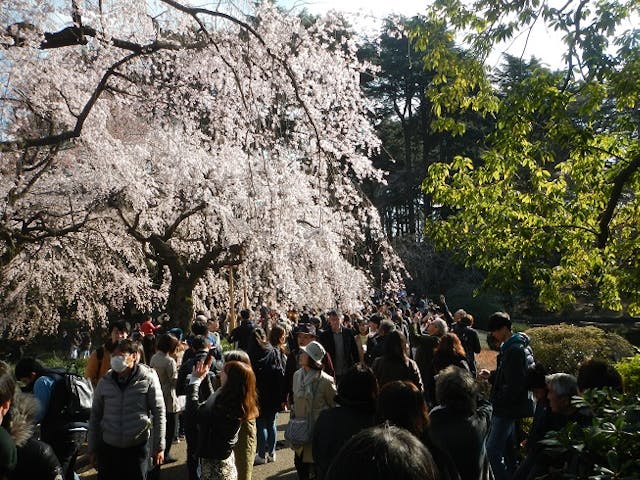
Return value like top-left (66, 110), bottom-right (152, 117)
top-left (88, 338), bottom-right (166, 480)
top-left (85, 321), bottom-right (130, 388)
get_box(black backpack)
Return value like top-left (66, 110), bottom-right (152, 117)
top-left (45, 366), bottom-right (93, 424)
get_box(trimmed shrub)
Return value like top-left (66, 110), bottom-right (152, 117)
top-left (616, 354), bottom-right (640, 395)
top-left (525, 324), bottom-right (636, 375)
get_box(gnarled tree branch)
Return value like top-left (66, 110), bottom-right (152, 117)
top-left (597, 153), bottom-right (640, 249)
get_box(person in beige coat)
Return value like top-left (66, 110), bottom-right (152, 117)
top-left (150, 333), bottom-right (180, 463)
top-left (291, 341), bottom-right (336, 480)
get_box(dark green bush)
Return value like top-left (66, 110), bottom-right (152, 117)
top-left (540, 389), bottom-right (640, 479)
top-left (525, 324), bottom-right (636, 375)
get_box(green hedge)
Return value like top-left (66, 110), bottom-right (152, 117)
top-left (525, 324), bottom-right (636, 375)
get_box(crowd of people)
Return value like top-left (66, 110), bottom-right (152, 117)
top-left (0, 296), bottom-right (629, 480)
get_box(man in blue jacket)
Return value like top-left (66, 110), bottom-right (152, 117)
top-left (15, 358), bottom-right (85, 480)
top-left (480, 312), bottom-right (534, 480)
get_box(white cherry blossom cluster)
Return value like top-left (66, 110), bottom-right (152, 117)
top-left (0, 1), bottom-right (404, 334)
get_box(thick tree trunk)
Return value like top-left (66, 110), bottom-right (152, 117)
top-left (166, 277), bottom-right (196, 333)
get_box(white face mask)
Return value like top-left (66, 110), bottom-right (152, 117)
top-left (110, 355), bottom-right (128, 373)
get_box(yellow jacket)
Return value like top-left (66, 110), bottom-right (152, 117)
top-left (85, 347), bottom-right (112, 388)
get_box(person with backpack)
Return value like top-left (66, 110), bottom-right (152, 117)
top-left (88, 338), bottom-right (165, 480)
top-left (85, 320), bottom-right (129, 388)
top-left (15, 358), bottom-right (88, 480)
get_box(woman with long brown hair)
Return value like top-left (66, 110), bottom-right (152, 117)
top-left (431, 333), bottom-right (470, 376)
top-left (188, 359), bottom-right (259, 480)
top-left (372, 330), bottom-right (423, 392)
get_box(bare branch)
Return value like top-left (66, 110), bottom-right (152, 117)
top-left (162, 202), bottom-right (207, 241)
top-left (0, 52), bottom-right (141, 152)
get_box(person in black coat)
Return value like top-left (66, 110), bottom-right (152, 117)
top-left (365, 318), bottom-right (394, 366)
top-left (480, 312), bottom-right (534, 480)
top-left (451, 314), bottom-right (481, 376)
top-left (428, 366), bottom-right (492, 480)
top-left (312, 366), bottom-right (378, 480)
top-left (187, 359), bottom-right (259, 479)
top-left (318, 311), bottom-right (361, 385)
top-left (176, 335), bottom-right (215, 480)
top-left (4, 392), bottom-right (63, 480)
top-left (250, 327), bottom-right (286, 463)
top-left (229, 310), bottom-right (256, 352)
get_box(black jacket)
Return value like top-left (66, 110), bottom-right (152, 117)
top-left (312, 406), bottom-right (375, 480)
top-left (489, 333), bottom-right (534, 418)
top-left (229, 321), bottom-right (256, 352)
top-left (176, 350), bottom-right (215, 398)
top-left (4, 393), bottom-right (62, 480)
top-left (251, 345), bottom-right (286, 415)
top-left (364, 334), bottom-right (384, 366)
top-left (318, 328), bottom-right (359, 375)
top-left (452, 324), bottom-right (481, 375)
top-left (186, 384), bottom-right (241, 460)
top-left (428, 399), bottom-right (493, 480)
top-left (408, 324), bottom-right (440, 403)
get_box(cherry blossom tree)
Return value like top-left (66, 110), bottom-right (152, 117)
top-left (0, 1), bottom-right (403, 334)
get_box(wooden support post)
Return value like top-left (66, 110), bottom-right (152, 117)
top-left (242, 264), bottom-right (249, 310)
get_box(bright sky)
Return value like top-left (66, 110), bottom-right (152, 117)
top-left (277, 0), bottom-right (567, 70)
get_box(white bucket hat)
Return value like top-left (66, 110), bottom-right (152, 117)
top-left (299, 340), bottom-right (326, 367)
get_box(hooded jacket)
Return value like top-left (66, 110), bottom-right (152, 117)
top-left (490, 333), bottom-right (534, 418)
top-left (5, 393), bottom-right (62, 480)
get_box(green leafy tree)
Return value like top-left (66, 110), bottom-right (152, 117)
top-left (359, 16), bottom-right (497, 295)
top-left (419, 0), bottom-right (640, 313)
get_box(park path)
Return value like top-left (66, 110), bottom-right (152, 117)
top-left (79, 412), bottom-right (295, 480)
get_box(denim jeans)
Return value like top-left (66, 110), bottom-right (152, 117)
top-left (486, 415), bottom-right (517, 480)
top-left (256, 411), bottom-right (278, 457)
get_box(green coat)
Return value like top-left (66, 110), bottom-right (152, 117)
top-left (233, 419), bottom-right (256, 480)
